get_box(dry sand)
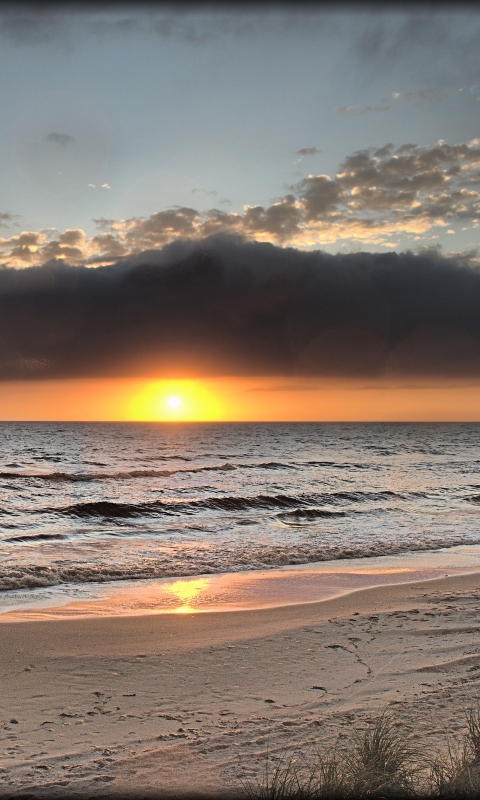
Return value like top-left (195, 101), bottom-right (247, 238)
top-left (1, 570), bottom-right (480, 797)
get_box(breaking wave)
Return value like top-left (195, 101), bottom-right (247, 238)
top-left (3, 422), bottom-right (480, 600)
top-left (277, 508), bottom-right (347, 524)
top-left (0, 460), bottom-right (375, 483)
top-left (2, 531), bottom-right (480, 591)
top-left (5, 533), bottom-right (66, 543)
top-left (0, 463), bottom-right (238, 482)
top-left (53, 490), bottom-right (415, 519)
top-left (468, 494), bottom-right (480, 504)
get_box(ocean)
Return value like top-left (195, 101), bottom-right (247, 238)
top-left (1, 421), bottom-right (480, 613)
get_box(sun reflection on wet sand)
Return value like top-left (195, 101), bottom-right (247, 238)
top-left (3, 547), bottom-right (480, 621)
top-left (164, 578), bottom-right (211, 613)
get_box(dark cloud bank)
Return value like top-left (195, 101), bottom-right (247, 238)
top-left (3, 234), bottom-right (480, 381)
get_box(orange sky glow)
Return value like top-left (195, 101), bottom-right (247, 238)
top-left (1, 376), bottom-right (480, 422)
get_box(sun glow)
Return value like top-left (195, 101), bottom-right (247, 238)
top-left (3, 375), bottom-right (480, 421)
top-left (127, 379), bottom-right (224, 421)
top-left (167, 395), bottom-right (182, 410)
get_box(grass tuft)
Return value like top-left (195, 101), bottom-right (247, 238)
top-left (345, 711), bottom-right (421, 798)
top-left (429, 706), bottom-right (480, 798)
top-left (243, 707), bottom-right (480, 799)
top-left (305, 749), bottom-right (350, 798)
top-left (243, 749), bottom-right (304, 800)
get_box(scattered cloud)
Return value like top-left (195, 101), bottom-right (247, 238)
top-left (336, 104), bottom-right (390, 115)
top-left (192, 188), bottom-right (218, 197)
top-left (2, 236), bottom-right (480, 380)
top-left (3, 7), bottom-right (480, 95)
top-left (0, 212), bottom-right (19, 229)
top-left (392, 89), bottom-right (431, 102)
top-left (0, 7), bottom-right (345, 48)
top-left (351, 10), bottom-right (480, 87)
top-left (101, 183), bottom-right (111, 189)
top-left (2, 138), bottom-right (480, 265)
top-left (295, 147), bottom-right (321, 163)
top-left (336, 88), bottom-right (431, 118)
top-left (46, 132), bottom-right (75, 146)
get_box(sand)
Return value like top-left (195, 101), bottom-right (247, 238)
top-left (1, 569), bottom-right (480, 797)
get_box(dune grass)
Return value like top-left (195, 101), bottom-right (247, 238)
top-left (429, 707), bottom-right (480, 798)
top-left (244, 707), bottom-right (480, 799)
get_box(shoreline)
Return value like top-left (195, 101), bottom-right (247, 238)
top-left (2, 544), bottom-right (480, 621)
top-left (1, 570), bottom-right (480, 796)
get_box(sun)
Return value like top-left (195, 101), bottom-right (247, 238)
top-left (166, 395), bottom-right (182, 410)
top-left (127, 379), bottom-right (224, 421)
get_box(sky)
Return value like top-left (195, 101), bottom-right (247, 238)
top-left (3, 0), bottom-right (480, 420)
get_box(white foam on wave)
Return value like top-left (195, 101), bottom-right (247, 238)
top-left (2, 544), bottom-right (480, 619)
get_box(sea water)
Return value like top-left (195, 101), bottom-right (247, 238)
top-left (1, 422), bottom-right (480, 610)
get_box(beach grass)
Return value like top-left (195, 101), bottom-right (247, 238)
top-left (429, 707), bottom-right (480, 798)
top-left (245, 708), bottom-right (480, 799)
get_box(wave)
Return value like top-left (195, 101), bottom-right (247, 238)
top-left (54, 489), bottom-right (419, 520)
top-left (468, 495), bottom-right (480, 504)
top-left (242, 461), bottom-right (290, 470)
top-left (2, 532), bottom-right (480, 591)
top-left (5, 533), bottom-right (66, 543)
top-left (0, 460), bottom-right (383, 483)
top-left (277, 508), bottom-right (346, 524)
top-left (58, 493), bottom-right (315, 519)
top-left (0, 461), bottom-right (294, 482)
top-left (0, 462), bottom-right (238, 482)
top-left (303, 460), bottom-right (370, 470)
top-left (0, 460), bottom-right (408, 484)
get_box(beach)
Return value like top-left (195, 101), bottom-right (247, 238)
top-left (2, 568), bottom-right (480, 797)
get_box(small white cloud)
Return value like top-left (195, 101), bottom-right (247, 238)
top-left (447, 229), bottom-right (456, 234)
top-left (101, 183), bottom-right (111, 189)
top-left (192, 188), bottom-right (218, 197)
top-left (392, 90), bottom-right (429, 102)
top-left (336, 104), bottom-right (390, 116)
top-left (336, 105), bottom-right (360, 115)
top-left (88, 183), bottom-right (96, 188)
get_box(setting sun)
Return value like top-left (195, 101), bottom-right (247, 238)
top-left (166, 395), bottom-right (182, 410)
top-left (126, 379), bottom-right (225, 421)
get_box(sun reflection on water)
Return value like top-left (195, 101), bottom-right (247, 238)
top-left (164, 578), bottom-right (211, 613)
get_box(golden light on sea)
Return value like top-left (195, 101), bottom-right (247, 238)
top-left (164, 578), bottom-right (211, 613)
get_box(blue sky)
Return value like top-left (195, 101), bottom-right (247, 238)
top-left (2, 3), bottom-right (480, 264)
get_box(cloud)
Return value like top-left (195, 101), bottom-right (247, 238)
top-left (3, 235), bottom-right (480, 381)
top-left (0, 213), bottom-right (18, 229)
top-left (351, 10), bottom-right (480, 86)
top-left (295, 147), bottom-right (321, 163)
top-left (392, 89), bottom-right (431, 102)
top-left (192, 188), bottom-right (218, 197)
top-left (336, 104), bottom-right (390, 115)
top-left (2, 6), bottom-right (479, 93)
top-left (101, 183), bottom-right (111, 189)
top-left (2, 137), bottom-right (480, 265)
top-left (46, 132), bottom-right (75, 146)
top-left (0, 7), bottom-right (68, 46)
top-left (336, 89), bottom-right (431, 117)
top-left (0, 6), bottom-right (341, 48)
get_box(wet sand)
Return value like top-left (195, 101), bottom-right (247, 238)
top-left (1, 568), bottom-right (480, 797)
